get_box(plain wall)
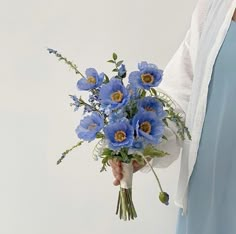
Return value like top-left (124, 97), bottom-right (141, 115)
top-left (0, 0), bottom-right (197, 233)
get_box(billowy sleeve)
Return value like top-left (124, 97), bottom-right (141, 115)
top-left (141, 0), bottom-right (212, 171)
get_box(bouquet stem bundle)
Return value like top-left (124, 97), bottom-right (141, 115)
top-left (116, 162), bottom-right (137, 220)
top-left (116, 187), bottom-right (137, 220)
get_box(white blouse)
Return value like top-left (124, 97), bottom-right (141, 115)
top-left (146, 0), bottom-right (236, 215)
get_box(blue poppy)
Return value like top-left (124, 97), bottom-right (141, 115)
top-left (138, 97), bottom-right (166, 119)
top-left (109, 109), bottom-right (127, 123)
top-left (131, 138), bottom-right (144, 150)
top-left (128, 61), bottom-right (163, 90)
top-left (99, 78), bottom-right (130, 110)
top-left (126, 84), bottom-right (140, 100)
top-left (132, 111), bottom-right (164, 144)
top-left (77, 68), bottom-right (104, 90)
top-left (104, 120), bottom-right (134, 150)
top-left (75, 112), bottom-right (104, 141)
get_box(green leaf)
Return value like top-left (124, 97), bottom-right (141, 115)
top-left (112, 53), bottom-right (118, 61)
top-left (104, 74), bottom-right (110, 83)
top-left (162, 118), bottom-right (169, 127)
top-left (143, 145), bottom-right (169, 158)
top-left (100, 164), bottom-right (107, 172)
top-left (151, 88), bottom-right (157, 96)
top-left (141, 89), bottom-right (146, 98)
top-left (96, 132), bottom-right (104, 139)
top-left (120, 149), bottom-right (129, 162)
top-left (107, 60), bottom-right (115, 63)
top-left (112, 68), bottom-right (118, 72)
top-left (102, 148), bottom-right (113, 156)
top-left (162, 135), bottom-right (168, 141)
top-left (116, 60), bottom-right (123, 67)
top-left (102, 157), bottom-right (109, 164)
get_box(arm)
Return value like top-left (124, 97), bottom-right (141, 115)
top-left (110, 0), bottom-right (213, 182)
top-left (142, 0), bottom-right (213, 171)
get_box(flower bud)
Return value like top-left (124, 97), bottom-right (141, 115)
top-left (159, 192), bottom-right (169, 205)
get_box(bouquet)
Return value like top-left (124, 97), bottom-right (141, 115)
top-left (47, 49), bottom-right (191, 221)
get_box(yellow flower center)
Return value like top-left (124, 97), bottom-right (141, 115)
top-left (111, 90), bottom-right (123, 102)
top-left (141, 73), bottom-right (154, 84)
top-left (114, 130), bottom-right (127, 142)
top-left (140, 121), bottom-right (151, 134)
top-left (88, 123), bottom-right (97, 130)
top-left (87, 76), bottom-right (96, 84)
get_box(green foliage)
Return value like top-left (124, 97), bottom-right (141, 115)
top-left (150, 88), bottom-right (157, 96)
top-left (139, 89), bottom-right (146, 98)
top-left (47, 48), bottom-right (85, 77)
top-left (107, 60), bottom-right (115, 63)
top-left (100, 148), bottom-right (114, 172)
top-left (57, 141), bottom-right (84, 165)
top-left (107, 53), bottom-right (125, 80)
top-left (125, 99), bottom-right (138, 119)
top-left (156, 90), bottom-right (192, 141)
top-left (96, 132), bottom-right (104, 139)
top-left (162, 135), bottom-right (168, 141)
top-left (116, 60), bottom-right (124, 67)
top-left (112, 52), bottom-right (118, 61)
top-left (104, 74), bottom-right (110, 84)
top-left (143, 145), bottom-right (169, 158)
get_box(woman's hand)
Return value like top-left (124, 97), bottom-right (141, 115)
top-left (109, 160), bottom-right (146, 186)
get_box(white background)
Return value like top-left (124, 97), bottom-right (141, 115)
top-left (0, 0), bottom-right (196, 233)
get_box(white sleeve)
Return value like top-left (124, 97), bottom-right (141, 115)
top-left (141, 0), bottom-right (212, 171)
top-left (142, 29), bottom-right (193, 171)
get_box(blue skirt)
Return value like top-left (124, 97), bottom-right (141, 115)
top-left (176, 20), bottom-right (236, 234)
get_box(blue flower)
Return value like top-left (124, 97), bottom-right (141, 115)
top-left (128, 61), bottom-right (163, 90)
top-left (104, 120), bottom-right (134, 150)
top-left (109, 109), bottom-right (127, 123)
top-left (75, 112), bottom-right (104, 141)
top-left (131, 138), bottom-right (144, 150)
top-left (47, 48), bottom-right (57, 54)
top-left (88, 94), bottom-right (99, 103)
top-left (126, 84), bottom-right (140, 99)
top-left (69, 95), bottom-right (80, 111)
top-left (132, 111), bottom-right (164, 144)
top-left (77, 68), bottom-right (104, 90)
top-left (118, 64), bottom-right (126, 78)
top-left (99, 78), bottom-right (130, 110)
top-left (138, 97), bottom-right (166, 119)
top-left (83, 104), bottom-right (93, 114)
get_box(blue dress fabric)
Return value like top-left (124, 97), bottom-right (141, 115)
top-left (176, 20), bottom-right (236, 234)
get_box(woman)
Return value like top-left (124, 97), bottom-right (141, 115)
top-left (111, 0), bottom-right (236, 233)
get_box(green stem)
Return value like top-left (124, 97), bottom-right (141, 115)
top-left (119, 191), bottom-right (122, 220)
top-left (141, 156), bottom-right (164, 193)
top-left (121, 188), bottom-right (127, 221)
top-left (126, 189), bottom-right (134, 219)
top-left (116, 192), bottom-right (120, 215)
top-left (125, 190), bottom-right (131, 220)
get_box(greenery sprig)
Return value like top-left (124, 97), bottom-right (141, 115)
top-left (57, 141), bottom-right (84, 165)
top-left (47, 48), bottom-right (85, 78)
top-left (107, 52), bottom-right (126, 80)
top-left (155, 90), bottom-right (191, 141)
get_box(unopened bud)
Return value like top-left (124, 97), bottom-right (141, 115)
top-left (159, 192), bottom-right (169, 205)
